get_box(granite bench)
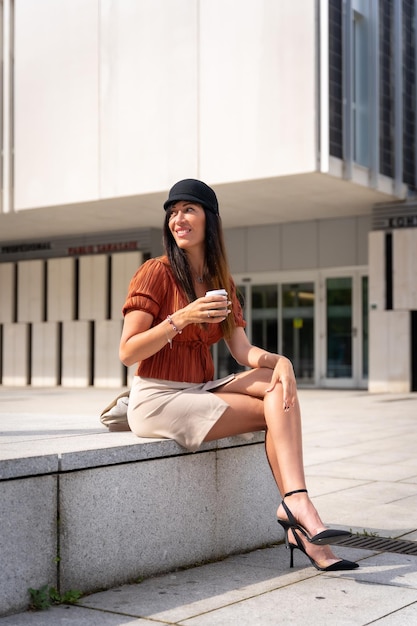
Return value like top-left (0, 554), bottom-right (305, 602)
top-left (0, 430), bottom-right (279, 617)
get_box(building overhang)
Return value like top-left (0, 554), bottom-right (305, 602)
top-left (0, 170), bottom-right (401, 245)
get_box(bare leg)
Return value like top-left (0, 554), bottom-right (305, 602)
top-left (205, 368), bottom-right (349, 568)
top-left (206, 368), bottom-right (309, 508)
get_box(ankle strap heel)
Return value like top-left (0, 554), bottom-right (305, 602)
top-left (278, 488), bottom-right (352, 546)
top-left (284, 489), bottom-right (308, 498)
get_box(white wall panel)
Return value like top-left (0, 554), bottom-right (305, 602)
top-left (2, 323), bottom-right (29, 385)
top-left (281, 222), bottom-right (317, 271)
top-left (79, 255), bottom-right (107, 321)
top-left (100, 0), bottom-right (198, 197)
top-left (369, 310), bottom-right (410, 393)
top-left (356, 215), bottom-right (372, 265)
top-left (247, 225), bottom-right (281, 272)
top-left (368, 231), bottom-right (385, 312)
top-left (111, 251), bottom-right (143, 320)
top-left (318, 218), bottom-right (356, 268)
top-left (94, 320), bottom-right (123, 388)
top-left (368, 310), bottom-right (388, 393)
top-left (0, 263), bottom-right (14, 323)
top-left (47, 257), bottom-right (75, 321)
top-left (31, 322), bottom-right (59, 387)
top-left (17, 260), bottom-right (44, 323)
top-left (61, 321), bottom-right (91, 387)
top-left (224, 229), bottom-right (247, 274)
top-left (14, 0), bottom-right (99, 209)
top-left (13, 0), bottom-right (319, 208)
top-left (393, 229), bottom-right (417, 310)
top-left (199, 0), bottom-right (316, 181)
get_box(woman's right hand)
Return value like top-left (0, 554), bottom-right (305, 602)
top-left (177, 294), bottom-right (231, 326)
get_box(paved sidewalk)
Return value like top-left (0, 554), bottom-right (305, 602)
top-left (1, 387), bottom-right (417, 625)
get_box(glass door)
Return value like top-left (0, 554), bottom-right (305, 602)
top-left (282, 282), bottom-right (315, 383)
top-left (321, 271), bottom-right (368, 388)
top-left (252, 284), bottom-right (278, 355)
top-left (326, 276), bottom-right (353, 379)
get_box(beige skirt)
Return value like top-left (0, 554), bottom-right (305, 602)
top-left (127, 375), bottom-right (235, 452)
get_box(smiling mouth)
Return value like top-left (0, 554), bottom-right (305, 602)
top-left (176, 229), bottom-right (191, 236)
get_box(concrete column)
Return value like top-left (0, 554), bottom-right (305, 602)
top-left (110, 251), bottom-right (143, 320)
top-left (17, 259), bottom-right (44, 323)
top-left (2, 323), bottom-right (29, 385)
top-left (78, 255), bottom-right (107, 321)
top-left (94, 320), bottom-right (124, 388)
top-left (61, 320), bottom-right (92, 387)
top-left (47, 257), bottom-right (75, 321)
top-left (393, 229), bottom-right (417, 310)
top-left (368, 309), bottom-right (410, 393)
top-left (31, 322), bottom-right (60, 386)
top-left (0, 263), bottom-right (14, 323)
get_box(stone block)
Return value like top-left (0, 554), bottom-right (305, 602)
top-left (0, 476), bottom-right (58, 617)
top-left (59, 453), bottom-right (218, 593)
top-left (215, 445), bottom-right (278, 553)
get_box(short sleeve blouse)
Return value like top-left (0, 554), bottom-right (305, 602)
top-left (122, 256), bottom-right (246, 383)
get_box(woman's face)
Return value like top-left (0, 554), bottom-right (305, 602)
top-left (167, 201), bottom-right (206, 252)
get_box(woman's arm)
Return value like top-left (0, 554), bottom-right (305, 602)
top-left (226, 327), bottom-right (297, 409)
top-left (119, 294), bottom-right (231, 367)
top-left (119, 310), bottom-right (179, 366)
top-left (225, 327), bottom-right (280, 369)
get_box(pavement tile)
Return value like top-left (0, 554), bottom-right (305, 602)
top-left (372, 603), bottom-right (417, 625)
top-left (0, 604), bottom-right (158, 625)
top-left (77, 545), bottom-right (371, 624)
top-left (306, 458), bottom-right (417, 483)
top-left (177, 578), bottom-right (417, 626)
top-left (79, 546), bottom-right (311, 622)
top-left (303, 475), bottom-right (369, 497)
top-left (176, 553), bottom-right (417, 626)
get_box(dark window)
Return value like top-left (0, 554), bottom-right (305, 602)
top-left (403, 0), bottom-right (416, 188)
top-left (329, 0), bottom-right (343, 159)
top-left (379, 0), bottom-right (394, 178)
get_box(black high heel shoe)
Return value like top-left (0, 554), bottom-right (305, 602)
top-left (277, 489), bottom-right (352, 545)
top-left (282, 525), bottom-right (359, 571)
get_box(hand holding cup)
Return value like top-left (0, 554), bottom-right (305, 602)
top-left (205, 289), bottom-right (230, 321)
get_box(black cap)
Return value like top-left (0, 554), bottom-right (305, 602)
top-left (163, 179), bottom-right (219, 215)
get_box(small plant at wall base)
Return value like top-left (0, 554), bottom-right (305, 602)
top-left (28, 585), bottom-right (82, 611)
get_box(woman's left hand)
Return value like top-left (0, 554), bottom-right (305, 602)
top-left (266, 357), bottom-right (297, 412)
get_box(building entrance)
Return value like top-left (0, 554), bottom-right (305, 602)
top-left (215, 269), bottom-right (368, 389)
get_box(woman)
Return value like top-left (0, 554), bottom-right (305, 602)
top-left (119, 178), bottom-right (358, 572)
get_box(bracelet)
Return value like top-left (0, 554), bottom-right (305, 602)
top-left (166, 314), bottom-right (182, 334)
top-left (165, 330), bottom-right (173, 349)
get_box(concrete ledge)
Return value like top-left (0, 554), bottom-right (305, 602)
top-left (0, 433), bottom-right (279, 617)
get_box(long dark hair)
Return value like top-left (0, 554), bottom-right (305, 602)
top-left (163, 206), bottom-right (236, 338)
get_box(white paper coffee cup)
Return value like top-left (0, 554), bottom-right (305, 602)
top-left (205, 289), bottom-right (228, 297)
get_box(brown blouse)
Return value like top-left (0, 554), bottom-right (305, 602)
top-left (122, 256), bottom-right (246, 383)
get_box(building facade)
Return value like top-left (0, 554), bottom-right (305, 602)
top-left (0, 0), bottom-right (416, 391)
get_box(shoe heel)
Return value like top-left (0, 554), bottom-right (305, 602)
top-left (278, 519), bottom-right (295, 568)
top-left (289, 545), bottom-right (295, 568)
top-left (277, 519), bottom-right (291, 547)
